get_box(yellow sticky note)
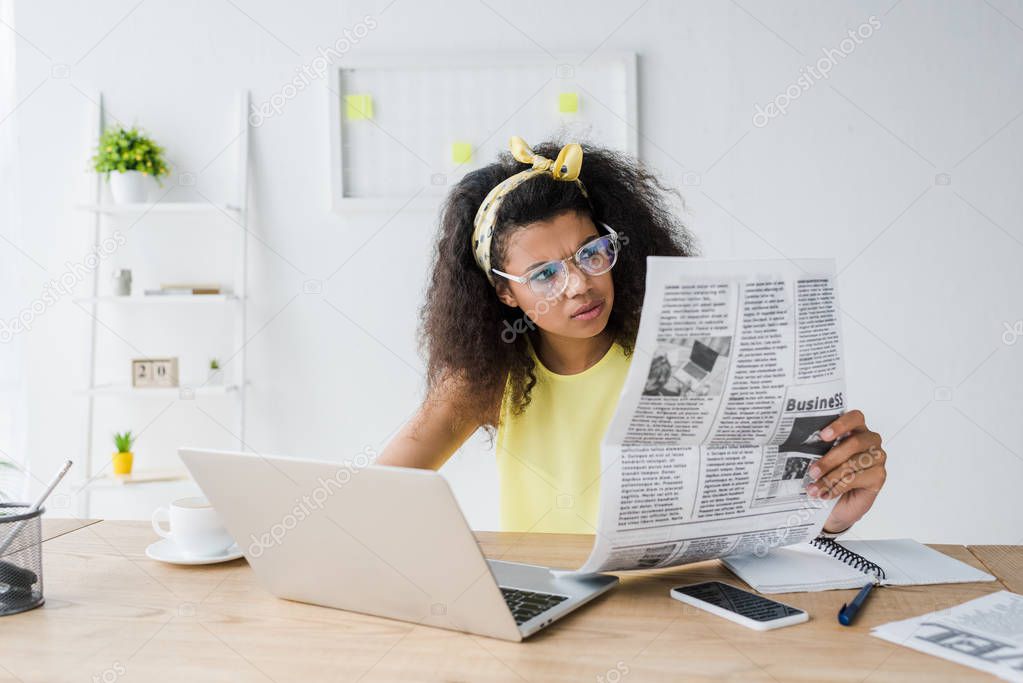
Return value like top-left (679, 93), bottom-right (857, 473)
top-left (451, 142), bottom-right (473, 164)
top-left (345, 94), bottom-right (373, 120)
top-left (558, 92), bottom-right (579, 113)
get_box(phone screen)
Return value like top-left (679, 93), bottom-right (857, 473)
top-left (674, 582), bottom-right (803, 622)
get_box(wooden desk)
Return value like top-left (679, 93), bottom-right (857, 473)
top-left (0, 521), bottom-right (1016, 682)
top-left (41, 517), bottom-right (100, 542)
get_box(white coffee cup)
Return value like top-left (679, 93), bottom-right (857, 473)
top-left (151, 497), bottom-right (234, 557)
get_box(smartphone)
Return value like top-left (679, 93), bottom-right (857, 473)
top-left (670, 581), bottom-right (808, 631)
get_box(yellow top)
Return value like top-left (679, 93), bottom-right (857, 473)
top-left (495, 340), bottom-right (631, 533)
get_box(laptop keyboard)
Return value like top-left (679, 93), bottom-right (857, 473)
top-left (682, 361), bottom-right (708, 379)
top-left (500, 587), bottom-right (569, 625)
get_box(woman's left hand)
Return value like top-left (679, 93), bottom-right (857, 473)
top-left (807, 409), bottom-right (887, 534)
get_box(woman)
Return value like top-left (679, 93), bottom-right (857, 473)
top-left (378, 137), bottom-right (886, 536)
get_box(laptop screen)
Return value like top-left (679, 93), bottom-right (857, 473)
top-left (689, 340), bottom-right (719, 372)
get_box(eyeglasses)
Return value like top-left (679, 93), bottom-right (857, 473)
top-left (491, 222), bottom-right (620, 300)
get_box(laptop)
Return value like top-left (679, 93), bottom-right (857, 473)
top-left (179, 448), bottom-right (618, 642)
top-left (680, 340), bottom-right (719, 382)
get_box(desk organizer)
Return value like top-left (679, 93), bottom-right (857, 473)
top-left (0, 503), bottom-right (45, 616)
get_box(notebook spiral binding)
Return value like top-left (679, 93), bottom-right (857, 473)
top-left (810, 537), bottom-right (886, 581)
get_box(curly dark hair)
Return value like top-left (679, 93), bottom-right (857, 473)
top-left (419, 141), bottom-right (696, 431)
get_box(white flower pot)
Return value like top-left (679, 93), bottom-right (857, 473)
top-left (207, 369), bottom-right (224, 386)
top-left (109, 170), bottom-right (151, 204)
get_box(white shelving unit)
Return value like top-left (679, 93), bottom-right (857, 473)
top-left (73, 294), bottom-right (240, 305)
top-left (76, 384), bottom-right (239, 397)
top-left (78, 202), bottom-right (241, 215)
top-left (76, 92), bottom-right (251, 518)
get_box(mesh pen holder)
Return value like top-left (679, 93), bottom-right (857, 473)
top-left (0, 503), bottom-right (44, 616)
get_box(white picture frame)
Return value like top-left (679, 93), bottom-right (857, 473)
top-left (327, 52), bottom-right (639, 213)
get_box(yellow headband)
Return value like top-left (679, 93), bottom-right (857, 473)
top-left (471, 136), bottom-right (588, 286)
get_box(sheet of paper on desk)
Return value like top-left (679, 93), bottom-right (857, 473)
top-left (578, 257), bottom-right (842, 573)
top-left (871, 591), bottom-right (1023, 683)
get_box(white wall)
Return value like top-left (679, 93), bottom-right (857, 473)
top-left (7, 0), bottom-right (1023, 543)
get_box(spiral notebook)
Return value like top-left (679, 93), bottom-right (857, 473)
top-left (721, 537), bottom-right (995, 594)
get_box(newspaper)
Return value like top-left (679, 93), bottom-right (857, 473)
top-left (579, 257), bottom-right (843, 573)
top-left (871, 591), bottom-right (1023, 682)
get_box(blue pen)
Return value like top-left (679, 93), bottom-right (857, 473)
top-left (838, 580), bottom-right (877, 626)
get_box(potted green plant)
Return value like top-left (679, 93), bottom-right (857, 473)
top-left (92, 126), bottom-right (170, 204)
top-left (112, 431), bottom-right (135, 476)
top-left (207, 358), bottom-right (223, 385)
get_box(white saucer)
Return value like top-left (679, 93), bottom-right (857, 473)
top-left (145, 538), bottom-right (244, 565)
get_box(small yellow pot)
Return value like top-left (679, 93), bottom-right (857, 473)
top-left (112, 451), bottom-right (133, 475)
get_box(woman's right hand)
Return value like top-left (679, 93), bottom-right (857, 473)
top-left (375, 377), bottom-right (481, 470)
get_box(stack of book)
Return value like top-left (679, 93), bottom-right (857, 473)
top-left (143, 284), bottom-right (226, 296)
